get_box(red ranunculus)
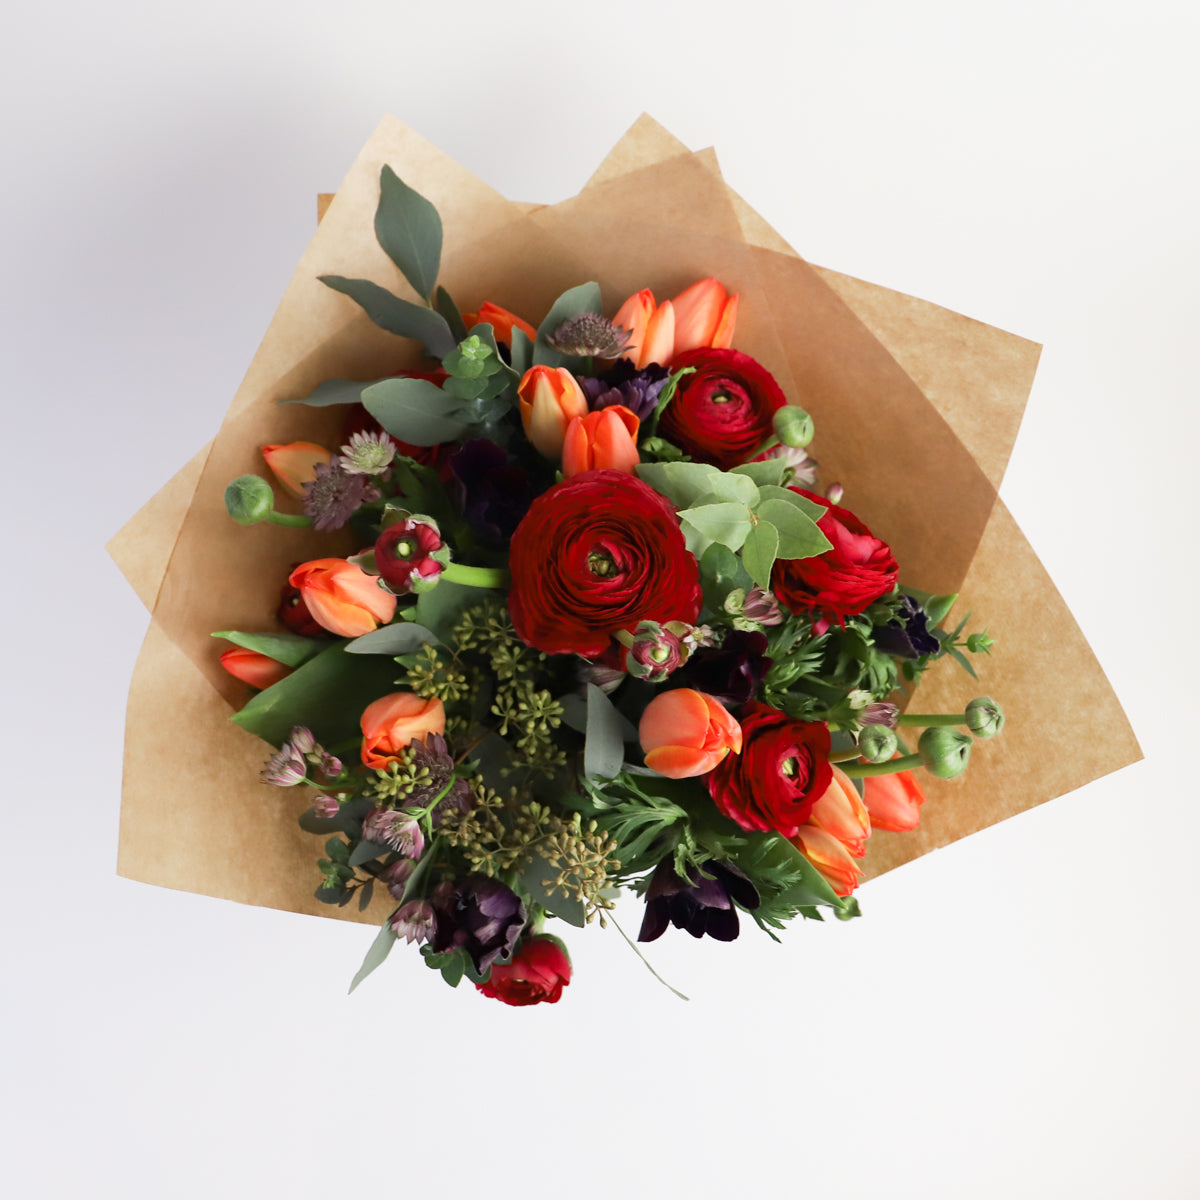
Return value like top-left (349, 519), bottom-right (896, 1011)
top-left (475, 935), bottom-right (572, 1006)
top-left (771, 488), bottom-right (899, 628)
top-left (659, 348), bottom-right (787, 470)
top-left (507, 470), bottom-right (702, 657)
top-left (706, 702), bottom-right (832, 838)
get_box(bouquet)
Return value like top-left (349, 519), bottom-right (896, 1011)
top-left (111, 117), bottom-right (1141, 1006)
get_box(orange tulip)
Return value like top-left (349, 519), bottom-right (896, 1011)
top-left (670, 278), bottom-right (739, 356)
top-left (360, 692), bottom-right (446, 768)
top-left (791, 825), bottom-right (865, 897)
top-left (289, 559), bottom-right (397, 638)
top-left (639, 688), bottom-right (742, 778)
top-left (863, 765), bottom-right (926, 832)
top-left (461, 301), bottom-right (537, 345)
top-left (517, 365), bottom-right (589, 459)
top-left (561, 406), bottom-right (640, 476)
top-left (218, 647), bottom-right (294, 690)
top-left (261, 442), bottom-right (332, 498)
top-left (807, 766), bottom-right (871, 857)
top-left (612, 289), bottom-right (676, 369)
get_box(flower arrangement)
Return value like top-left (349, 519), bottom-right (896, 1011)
top-left (213, 167), bottom-right (1009, 1005)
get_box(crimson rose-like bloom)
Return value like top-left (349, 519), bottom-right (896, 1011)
top-left (476, 935), bottom-right (572, 1006)
top-left (706, 702), bottom-right (832, 838)
top-left (507, 470), bottom-right (702, 657)
top-left (659, 348), bottom-right (787, 470)
top-left (771, 488), bottom-right (898, 628)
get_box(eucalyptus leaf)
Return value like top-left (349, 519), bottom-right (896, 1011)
top-left (533, 282), bottom-right (603, 368)
top-left (357, 879), bottom-right (375, 913)
top-left (636, 461), bottom-right (726, 509)
top-left (231, 642), bottom-right (400, 748)
top-left (731, 458), bottom-right (788, 487)
top-left (757, 485), bottom-right (827, 520)
top-left (691, 472), bottom-right (759, 507)
top-left (361, 376), bottom-right (467, 446)
top-left (375, 166), bottom-right (443, 301)
top-left (211, 630), bottom-right (324, 668)
top-left (756, 499), bottom-right (831, 560)
top-left (509, 326), bottom-right (533, 375)
top-left (679, 503), bottom-right (753, 552)
top-left (279, 376), bottom-right (387, 408)
top-left (584, 683), bottom-right (625, 780)
top-left (434, 286), bottom-right (468, 342)
top-left (699, 542), bottom-right (751, 613)
top-left (348, 919), bottom-right (397, 993)
top-left (348, 840), bottom-right (391, 868)
top-left (742, 520), bottom-right (780, 590)
top-left (344, 623), bottom-right (439, 655)
top-left (319, 276), bottom-right (455, 357)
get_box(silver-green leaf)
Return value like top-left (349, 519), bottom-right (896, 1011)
top-left (375, 166), bottom-right (443, 301)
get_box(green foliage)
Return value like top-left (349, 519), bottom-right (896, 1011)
top-left (374, 166), bottom-right (443, 301)
top-left (741, 520), bottom-right (779, 590)
top-left (361, 375), bottom-right (469, 446)
top-left (211, 630), bottom-right (324, 668)
top-left (533, 283), bottom-right (603, 368)
top-left (434, 285), bottom-right (468, 342)
top-left (348, 919), bottom-right (398, 993)
top-left (318, 275), bottom-right (455, 357)
top-left (736, 832), bottom-right (858, 935)
top-left (344, 623), bottom-right (439, 655)
top-left (584, 684), bottom-right (625, 780)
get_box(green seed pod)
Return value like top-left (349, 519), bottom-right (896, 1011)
top-left (224, 475), bottom-right (275, 525)
top-left (918, 727), bottom-right (972, 779)
top-left (773, 405), bottom-right (814, 448)
top-left (966, 697), bottom-right (1005, 738)
top-left (857, 725), bottom-right (899, 763)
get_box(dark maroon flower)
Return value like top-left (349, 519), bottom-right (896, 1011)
top-left (638, 858), bottom-right (760, 942)
top-left (580, 360), bottom-right (670, 423)
top-left (874, 594), bottom-right (941, 659)
top-left (448, 439), bottom-right (534, 546)
top-left (670, 630), bottom-right (772, 708)
top-left (277, 578), bottom-right (327, 638)
top-left (428, 875), bottom-right (526, 975)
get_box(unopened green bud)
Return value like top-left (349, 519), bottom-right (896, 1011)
top-left (773, 405), bottom-right (814, 448)
top-left (858, 725), bottom-right (898, 763)
top-left (918, 727), bottom-right (972, 779)
top-left (965, 697), bottom-right (1004, 738)
top-left (922, 593), bottom-right (958, 626)
top-left (224, 475), bottom-right (275, 525)
top-left (966, 631), bottom-right (995, 654)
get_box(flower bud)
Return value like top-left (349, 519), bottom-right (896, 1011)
top-left (260, 743), bottom-right (307, 787)
top-left (309, 794), bottom-right (341, 820)
top-left (791, 825), bottom-right (864, 896)
top-left (612, 289), bottom-right (676, 369)
top-left (627, 620), bottom-right (687, 683)
top-left (773, 405), bottom-right (814, 448)
top-left (918, 727), bottom-right (972, 779)
top-left (824, 482), bottom-right (844, 505)
top-left (461, 301), bottom-right (537, 346)
top-left (360, 692), bottom-right (446, 769)
top-left (219, 647), bottom-right (293, 690)
top-left (517, 365), bottom-right (588, 458)
top-left (562, 405), bottom-right (640, 476)
top-left (858, 724), bottom-right (898, 763)
top-left (966, 631), bottom-right (996, 654)
top-left (965, 696), bottom-right (1005, 738)
top-left (861, 701), bottom-right (900, 727)
top-left (740, 587), bottom-right (785, 626)
top-left (290, 559), bottom-right (397, 638)
top-left (362, 809), bottom-right (425, 859)
top-left (224, 475), bottom-right (275, 525)
top-left (670, 278), bottom-right (738, 356)
top-left (290, 727), bottom-right (316, 755)
top-left (807, 767), bottom-right (871, 857)
top-left (863, 762), bottom-right (925, 832)
top-left (381, 857), bottom-right (415, 899)
top-left (390, 899), bottom-right (435, 945)
top-left (261, 442), bottom-right (332, 498)
top-left (639, 688), bottom-right (742, 778)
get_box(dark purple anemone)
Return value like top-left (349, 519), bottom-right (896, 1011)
top-left (448, 439), bottom-right (534, 546)
top-left (428, 874), bottom-right (526, 974)
top-left (670, 629), bottom-right (773, 708)
top-left (638, 859), bottom-right (761, 943)
top-left (579, 360), bottom-right (670, 423)
top-left (874, 594), bottom-right (940, 660)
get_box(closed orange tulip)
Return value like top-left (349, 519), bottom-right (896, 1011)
top-left (360, 692), bottom-right (446, 768)
top-left (807, 766), bottom-right (871, 857)
top-left (863, 765), bottom-right (926, 832)
top-left (261, 442), bottom-right (332, 498)
top-left (561, 406), bottom-right (640, 476)
top-left (289, 559), bottom-right (397, 638)
top-left (517, 365), bottom-right (589, 459)
top-left (639, 688), bottom-right (742, 779)
top-left (612, 289), bottom-right (676, 370)
top-left (219, 647), bottom-right (294, 690)
top-left (791, 825), bottom-right (865, 897)
top-left (461, 301), bottom-right (537, 345)
top-left (670, 278), bottom-right (739, 357)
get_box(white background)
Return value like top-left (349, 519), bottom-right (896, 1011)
top-left (4, 2), bottom-right (1197, 1197)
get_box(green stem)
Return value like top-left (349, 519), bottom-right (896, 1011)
top-left (266, 510), bottom-right (312, 527)
top-left (441, 562), bottom-right (511, 589)
top-left (896, 713), bottom-right (967, 727)
top-left (749, 434), bottom-right (780, 459)
top-left (840, 753), bottom-right (922, 778)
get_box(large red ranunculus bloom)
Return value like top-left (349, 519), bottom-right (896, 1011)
top-left (476, 935), bottom-right (572, 1006)
top-left (507, 469), bottom-right (702, 657)
top-left (771, 488), bottom-right (898, 627)
top-left (706, 702), bottom-right (832, 838)
top-left (658, 348), bottom-right (787, 470)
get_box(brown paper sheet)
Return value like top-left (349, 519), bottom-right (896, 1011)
top-left (111, 115), bottom-right (1139, 918)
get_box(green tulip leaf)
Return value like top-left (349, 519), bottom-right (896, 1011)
top-left (211, 630), bottom-right (325, 668)
top-left (319, 276), bottom-right (455, 358)
top-left (741, 520), bottom-right (779, 590)
top-left (375, 166), bottom-right (443, 302)
top-left (533, 282), bottom-right (603, 368)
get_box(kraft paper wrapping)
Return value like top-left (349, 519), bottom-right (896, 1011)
top-left (109, 115), bottom-right (1140, 922)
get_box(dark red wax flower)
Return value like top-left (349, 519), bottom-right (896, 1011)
top-left (659, 348), bottom-right (787, 470)
top-left (771, 488), bottom-right (899, 627)
top-left (507, 470), bottom-right (702, 658)
top-left (475, 935), bottom-right (572, 1006)
top-left (706, 701), bottom-right (832, 838)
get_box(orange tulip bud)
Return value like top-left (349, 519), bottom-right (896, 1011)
top-left (807, 766), bottom-right (871, 857)
top-left (639, 688), bottom-right (743, 779)
top-left (670, 278), bottom-right (739, 356)
top-left (561, 406), bottom-right (640, 476)
top-left (791, 825), bottom-right (865, 897)
top-left (517, 365), bottom-right (589, 459)
top-left (360, 692), bottom-right (446, 769)
top-left (288, 559), bottom-right (397, 638)
top-left (218, 647), bottom-right (294, 690)
top-left (461, 301), bottom-right (537, 345)
top-left (863, 764), bottom-right (926, 832)
top-left (261, 442), bottom-right (332, 499)
top-left (612, 289), bottom-right (675, 369)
